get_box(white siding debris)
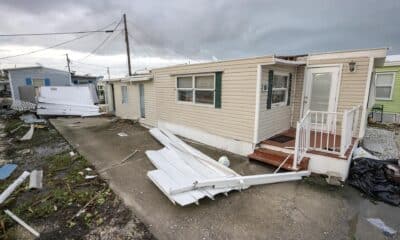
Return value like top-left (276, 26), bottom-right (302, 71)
top-left (146, 128), bottom-right (310, 206)
top-left (37, 86), bottom-right (100, 117)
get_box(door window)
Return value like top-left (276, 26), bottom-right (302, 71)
top-left (309, 72), bottom-right (332, 112)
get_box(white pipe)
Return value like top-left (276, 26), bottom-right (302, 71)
top-left (4, 209), bottom-right (40, 237)
top-left (169, 171), bottom-right (310, 195)
top-left (0, 171), bottom-right (30, 204)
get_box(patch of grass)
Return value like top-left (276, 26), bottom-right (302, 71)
top-left (0, 151), bottom-right (107, 233)
top-left (3, 118), bottom-right (22, 133)
top-left (0, 116), bottom-right (153, 239)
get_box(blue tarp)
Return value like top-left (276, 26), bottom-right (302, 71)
top-left (0, 164), bottom-right (17, 180)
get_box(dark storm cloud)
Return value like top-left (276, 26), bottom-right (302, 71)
top-left (0, 0), bottom-right (399, 62)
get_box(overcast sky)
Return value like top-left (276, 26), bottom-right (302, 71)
top-left (0, 0), bottom-right (399, 77)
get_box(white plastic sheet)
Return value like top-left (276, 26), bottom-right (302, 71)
top-left (37, 86), bottom-right (100, 117)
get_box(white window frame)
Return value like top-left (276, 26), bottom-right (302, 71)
top-left (271, 71), bottom-right (289, 107)
top-left (375, 72), bottom-right (395, 100)
top-left (121, 85), bottom-right (128, 104)
top-left (176, 73), bottom-right (215, 107)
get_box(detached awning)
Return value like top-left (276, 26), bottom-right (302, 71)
top-left (121, 74), bottom-right (153, 83)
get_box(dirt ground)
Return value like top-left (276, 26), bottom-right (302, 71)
top-left (0, 113), bottom-right (154, 239)
top-left (51, 116), bottom-right (400, 240)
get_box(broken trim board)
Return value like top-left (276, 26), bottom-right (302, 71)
top-left (20, 124), bottom-right (34, 141)
top-left (0, 171), bottom-right (30, 204)
top-left (4, 209), bottom-right (40, 237)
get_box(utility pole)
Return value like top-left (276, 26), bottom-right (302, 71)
top-left (107, 67), bottom-right (111, 80)
top-left (65, 53), bottom-right (71, 73)
top-left (123, 13), bottom-right (132, 76)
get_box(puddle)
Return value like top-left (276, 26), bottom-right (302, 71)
top-left (34, 143), bottom-right (70, 158)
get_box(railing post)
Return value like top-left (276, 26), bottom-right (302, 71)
top-left (340, 110), bottom-right (348, 157)
top-left (293, 122), bottom-right (300, 170)
top-left (353, 106), bottom-right (360, 137)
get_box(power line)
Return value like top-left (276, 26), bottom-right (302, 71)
top-left (0, 30), bottom-right (114, 37)
top-left (72, 60), bottom-right (109, 69)
top-left (77, 18), bottom-right (123, 62)
top-left (0, 20), bottom-right (118, 60)
top-left (127, 32), bottom-right (154, 59)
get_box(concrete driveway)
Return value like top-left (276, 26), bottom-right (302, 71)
top-left (51, 117), bottom-right (400, 240)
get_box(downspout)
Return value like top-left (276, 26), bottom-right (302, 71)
top-left (359, 57), bottom-right (374, 139)
top-left (252, 65), bottom-right (262, 147)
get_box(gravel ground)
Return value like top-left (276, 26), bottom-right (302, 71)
top-left (362, 127), bottom-right (400, 160)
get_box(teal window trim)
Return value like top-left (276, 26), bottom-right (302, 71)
top-left (267, 70), bottom-right (273, 109)
top-left (215, 71), bottom-right (222, 108)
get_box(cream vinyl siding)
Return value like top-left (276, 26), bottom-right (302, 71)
top-left (291, 66), bottom-right (305, 127)
top-left (257, 64), bottom-right (296, 142)
top-left (113, 81), bottom-right (157, 126)
top-left (291, 57), bottom-right (371, 136)
top-left (140, 81), bottom-right (157, 127)
top-left (113, 82), bottom-right (139, 119)
top-left (153, 56), bottom-right (275, 143)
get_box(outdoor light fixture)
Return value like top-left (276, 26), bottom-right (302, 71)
top-left (349, 61), bottom-right (356, 72)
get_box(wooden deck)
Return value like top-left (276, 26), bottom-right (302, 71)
top-left (261, 128), bottom-right (356, 159)
top-left (248, 148), bottom-right (309, 171)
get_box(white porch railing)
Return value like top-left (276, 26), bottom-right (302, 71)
top-left (293, 106), bottom-right (361, 169)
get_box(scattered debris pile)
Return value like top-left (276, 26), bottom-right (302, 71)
top-left (37, 86), bottom-right (100, 117)
top-left (0, 114), bottom-right (154, 239)
top-left (146, 128), bottom-right (310, 206)
top-left (10, 100), bottom-right (36, 112)
top-left (348, 156), bottom-right (400, 206)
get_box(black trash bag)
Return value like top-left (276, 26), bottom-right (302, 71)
top-left (348, 158), bottom-right (400, 206)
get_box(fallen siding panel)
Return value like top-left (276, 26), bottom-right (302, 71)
top-left (146, 128), bottom-right (310, 206)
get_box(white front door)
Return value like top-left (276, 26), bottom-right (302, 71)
top-left (303, 66), bottom-right (341, 129)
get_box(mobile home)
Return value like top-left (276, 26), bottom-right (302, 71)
top-left (372, 59), bottom-right (400, 123)
top-left (106, 48), bottom-right (387, 180)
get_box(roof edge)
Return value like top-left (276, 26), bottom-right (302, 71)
top-left (308, 47), bottom-right (388, 60)
top-left (3, 66), bottom-right (70, 74)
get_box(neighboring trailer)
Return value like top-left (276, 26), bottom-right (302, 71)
top-left (6, 66), bottom-right (71, 103)
top-left (373, 61), bottom-right (400, 123)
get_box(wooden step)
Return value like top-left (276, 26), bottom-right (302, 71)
top-left (248, 148), bottom-right (309, 171)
